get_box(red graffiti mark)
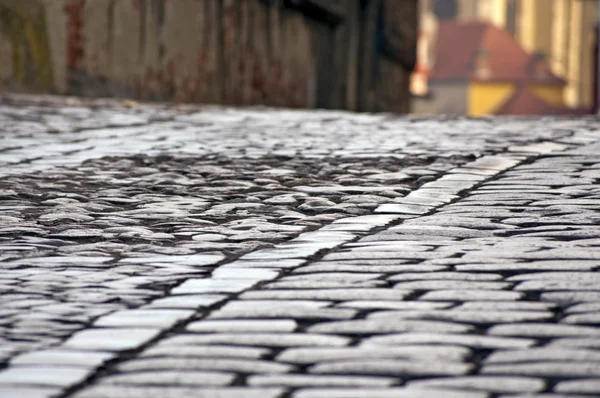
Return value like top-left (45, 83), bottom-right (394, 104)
top-left (64, 0), bottom-right (85, 69)
top-left (197, 50), bottom-right (207, 66)
top-left (131, 0), bottom-right (141, 10)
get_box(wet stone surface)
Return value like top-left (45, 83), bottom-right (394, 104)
top-left (2, 95), bottom-right (600, 397)
top-left (0, 151), bottom-right (469, 357)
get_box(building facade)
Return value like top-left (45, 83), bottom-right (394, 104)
top-left (415, 0), bottom-right (598, 114)
top-left (415, 21), bottom-right (567, 116)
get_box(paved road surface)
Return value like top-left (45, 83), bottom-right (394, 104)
top-left (1, 94), bottom-right (600, 397)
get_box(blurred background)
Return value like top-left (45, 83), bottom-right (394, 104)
top-left (412, 0), bottom-right (598, 116)
top-left (0, 0), bottom-right (598, 116)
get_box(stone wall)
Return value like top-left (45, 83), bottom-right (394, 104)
top-left (0, 0), bottom-right (417, 112)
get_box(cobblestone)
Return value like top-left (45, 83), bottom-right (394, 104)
top-left (156, 332), bottom-right (351, 347)
top-left (116, 357), bottom-right (294, 374)
top-left (362, 333), bottom-right (536, 349)
top-left (10, 350), bottom-right (115, 367)
top-left (554, 379), bottom-right (600, 394)
top-left (488, 323), bottom-right (600, 338)
top-left (1, 95), bottom-right (600, 397)
top-left (405, 375), bottom-right (546, 393)
top-left (62, 328), bottom-right (161, 351)
top-left (0, 365), bottom-right (93, 387)
top-left (186, 319), bottom-right (297, 333)
top-left (239, 288), bottom-right (412, 301)
top-left (97, 370), bottom-right (236, 386)
top-left (307, 318), bottom-right (474, 334)
top-left (276, 345), bottom-right (471, 363)
top-left (308, 358), bottom-right (473, 377)
top-left (481, 362), bottom-right (600, 378)
top-left (139, 343), bottom-right (269, 359)
top-left (419, 289), bottom-right (525, 301)
top-left (93, 309), bottom-right (194, 328)
top-left (72, 386), bottom-right (286, 398)
top-left (367, 309), bottom-right (554, 324)
top-left (292, 388), bottom-right (489, 398)
top-left (247, 374), bottom-right (397, 387)
top-left (484, 347), bottom-right (600, 363)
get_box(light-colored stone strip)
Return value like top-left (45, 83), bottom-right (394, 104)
top-left (375, 144), bottom-right (567, 216)
top-left (0, 142), bottom-right (571, 397)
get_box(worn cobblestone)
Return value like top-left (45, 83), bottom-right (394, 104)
top-left (554, 379), bottom-right (600, 395)
top-left (308, 358), bottom-right (473, 377)
top-left (97, 370), bottom-right (236, 386)
top-left (116, 357), bottom-right (295, 374)
top-left (247, 374), bottom-right (398, 387)
top-left (292, 388), bottom-right (489, 398)
top-left (2, 95), bottom-right (600, 397)
top-left (71, 386), bottom-right (286, 398)
top-left (276, 345), bottom-right (471, 363)
top-left (405, 375), bottom-right (546, 393)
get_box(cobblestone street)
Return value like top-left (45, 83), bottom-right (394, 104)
top-left (2, 94), bottom-right (600, 398)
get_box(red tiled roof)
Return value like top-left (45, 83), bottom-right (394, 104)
top-left (430, 22), bottom-right (486, 80)
top-left (430, 22), bottom-right (564, 84)
top-left (494, 86), bottom-right (591, 115)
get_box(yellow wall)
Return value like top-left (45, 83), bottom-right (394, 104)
top-left (476, 0), bottom-right (507, 28)
top-left (530, 84), bottom-right (564, 107)
top-left (468, 81), bottom-right (514, 116)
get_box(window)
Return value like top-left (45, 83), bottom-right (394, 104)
top-left (433, 0), bottom-right (457, 21)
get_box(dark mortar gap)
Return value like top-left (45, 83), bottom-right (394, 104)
top-left (468, 348), bottom-right (494, 374)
